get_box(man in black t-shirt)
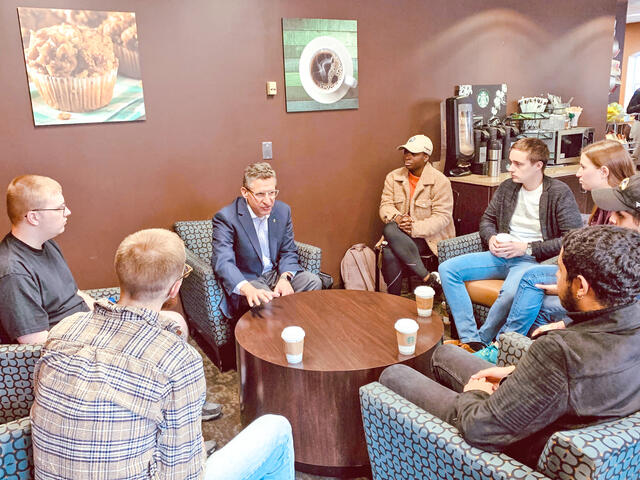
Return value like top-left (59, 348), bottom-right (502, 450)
top-left (0, 175), bottom-right (92, 343)
top-left (0, 176), bottom-right (224, 424)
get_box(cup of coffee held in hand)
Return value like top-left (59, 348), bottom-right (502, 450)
top-left (495, 233), bottom-right (516, 243)
top-left (414, 285), bottom-right (435, 317)
top-left (395, 318), bottom-right (419, 355)
top-left (281, 326), bottom-right (305, 364)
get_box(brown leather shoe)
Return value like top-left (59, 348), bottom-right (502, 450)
top-left (443, 339), bottom-right (475, 353)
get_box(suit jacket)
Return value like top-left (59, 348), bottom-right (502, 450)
top-left (212, 197), bottom-right (302, 317)
top-left (379, 163), bottom-right (456, 255)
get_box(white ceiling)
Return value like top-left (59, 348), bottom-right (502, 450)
top-left (628, 0), bottom-right (640, 23)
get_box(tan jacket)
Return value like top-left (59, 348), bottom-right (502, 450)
top-left (379, 163), bottom-right (456, 255)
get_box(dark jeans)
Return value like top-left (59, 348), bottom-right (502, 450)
top-left (381, 222), bottom-right (434, 295)
top-left (379, 344), bottom-right (493, 421)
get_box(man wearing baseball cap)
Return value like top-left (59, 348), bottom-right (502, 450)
top-left (379, 134), bottom-right (456, 296)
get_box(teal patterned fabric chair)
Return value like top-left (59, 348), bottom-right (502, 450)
top-left (360, 332), bottom-right (640, 480)
top-left (173, 219), bottom-right (322, 370)
top-left (0, 289), bottom-right (117, 480)
top-left (0, 344), bottom-right (41, 480)
top-left (437, 232), bottom-right (490, 337)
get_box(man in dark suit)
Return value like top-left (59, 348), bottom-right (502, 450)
top-left (212, 162), bottom-right (321, 318)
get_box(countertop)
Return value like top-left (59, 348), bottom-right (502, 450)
top-left (449, 163), bottom-right (579, 187)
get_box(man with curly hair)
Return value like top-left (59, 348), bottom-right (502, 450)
top-left (380, 225), bottom-right (640, 468)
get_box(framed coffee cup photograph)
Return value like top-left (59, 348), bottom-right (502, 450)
top-left (282, 18), bottom-right (358, 112)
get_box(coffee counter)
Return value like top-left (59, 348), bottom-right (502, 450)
top-left (449, 164), bottom-right (580, 187)
top-left (449, 164), bottom-right (592, 235)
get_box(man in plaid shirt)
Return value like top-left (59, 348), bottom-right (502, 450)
top-left (31, 228), bottom-right (295, 479)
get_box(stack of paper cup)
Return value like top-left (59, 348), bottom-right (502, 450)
top-left (281, 326), bottom-right (305, 364)
top-left (414, 286), bottom-right (435, 317)
top-left (394, 318), bottom-right (419, 355)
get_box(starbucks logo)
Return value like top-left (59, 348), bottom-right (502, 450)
top-left (477, 89), bottom-right (490, 109)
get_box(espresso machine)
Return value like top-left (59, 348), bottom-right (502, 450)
top-left (443, 96), bottom-right (474, 177)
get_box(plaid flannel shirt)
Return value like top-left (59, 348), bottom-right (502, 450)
top-left (31, 300), bottom-right (206, 480)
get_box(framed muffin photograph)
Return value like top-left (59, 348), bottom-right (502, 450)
top-left (282, 18), bottom-right (358, 113)
top-left (17, 7), bottom-right (146, 126)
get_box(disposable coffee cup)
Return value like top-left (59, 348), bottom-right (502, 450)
top-left (281, 326), bottom-right (305, 364)
top-left (495, 233), bottom-right (516, 243)
top-left (395, 318), bottom-right (419, 355)
top-left (414, 285), bottom-right (435, 317)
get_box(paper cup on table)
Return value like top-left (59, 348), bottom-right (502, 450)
top-left (395, 318), bottom-right (419, 355)
top-left (281, 326), bottom-right (305, 364)
top-left (414, 285), bottom-right (435, 317)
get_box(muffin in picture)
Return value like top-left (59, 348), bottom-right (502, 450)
top-left (25, 23), bottom-right (119, 112)
top-left (17, 7), bottom-right (66, 47)
top-left (63, 9), bottom-right (108, 28)
top-left (101, 12), bottom-right (140, 79)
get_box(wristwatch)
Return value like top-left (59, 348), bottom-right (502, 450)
top-left (525, 243), bottom-right (533, 256)
top-left (280, 272), bottom-right (293, 282)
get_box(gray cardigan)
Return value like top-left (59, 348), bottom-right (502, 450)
top-left (478, 176), bottom-right (583, 261)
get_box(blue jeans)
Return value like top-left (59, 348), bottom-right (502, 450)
top-left (204, 414), bottom-right (294, 480)
top-left (536, 295), bottom-right (567, 327)
top-left (491, 265), bottom-right (566, 340)
top-left (439, 251), bottom-right (538, 344)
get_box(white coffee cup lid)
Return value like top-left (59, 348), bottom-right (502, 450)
top-left (496, 233), bottom-right (516, 242)
top-left (414, 285), bottom-right (435, 297)
top-left (394, 318), bottom-right (419, 334)
top-left (281, 326), bottom-right (305, 342)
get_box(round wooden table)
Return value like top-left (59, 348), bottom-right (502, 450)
top-left (235, 289), bottom-right (443, 477)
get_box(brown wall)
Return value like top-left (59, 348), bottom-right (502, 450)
top-left (0, 0), bottom-right (616, 289)
top-left (621, 22), bottom-right (640, 106)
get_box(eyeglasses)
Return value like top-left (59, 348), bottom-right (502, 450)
top-left (25, 205), bottom-right (67, 217)
top-left (246, 189), bottom-right (279, 200)
top-left (180, 263), bottom-right (193, 280)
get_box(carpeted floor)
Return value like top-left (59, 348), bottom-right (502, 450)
top-left (194, 297), bottom-right (450, 480)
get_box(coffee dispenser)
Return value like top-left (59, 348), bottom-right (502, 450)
top-left (443, 96), bottom-right (474, 177)
top-left (487, 127), bottom-right (502, 177)
top-left (501, 124), bottom-right (519, 172)
top-left (471, 127), bottom-right (489, 175)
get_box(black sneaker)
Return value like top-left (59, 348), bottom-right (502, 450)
top-left (202, 401), bottom-right (222, 421)
top-left (424, 272), bottom-right (443, 303)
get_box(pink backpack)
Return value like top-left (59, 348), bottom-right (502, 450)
top-left (341, 244), bottom-right (386, 291)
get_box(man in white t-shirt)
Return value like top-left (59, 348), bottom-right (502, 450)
top-left (438, 138), bottom-right (583, 356)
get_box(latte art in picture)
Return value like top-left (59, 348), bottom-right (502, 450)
top-left (310, 49), bottom-right (343, 90)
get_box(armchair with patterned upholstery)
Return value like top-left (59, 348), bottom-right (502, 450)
top-left (360, 331), bottom-right (640, 480)
top-left (0, 344), bottom-right (41, 480)
top-left (0, 288), bottom-right (117, 480)
top-left (173, 219), bottom-right (323, 370)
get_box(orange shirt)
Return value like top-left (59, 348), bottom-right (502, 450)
top-left (408, 172), bottom-right (420, 198)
